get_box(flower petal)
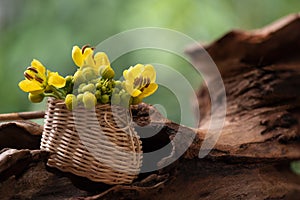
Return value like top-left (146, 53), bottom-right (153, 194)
top-left (84, 53), bottom-right (95, 67)
top-left (18, 79), bottom-right (43, 93)
top-left (124, 81), bottom-right (137, 96)
top-left (48, 72), bottom-right (66, 88)
top-left (143, 64), bottom-right (156, 82)
top-left (94, 52), bottom-right (110, 67)
top-left (31, 59), bottom-right (46, 75)
top-left (123, 69), bottom-right (130, 80)
top-left (130, 64), bottom-right (144, 76)
top-left (30, 90), bottom-right (45, 95)
top-left (72, 46), bottom-right (84, 67)
top-left (132, 89), bottom-right (142, 97)
top-left (81, 48), bottom-right (94, 67)
top-left (139, 83), bottom-right (158, 98)
top-left (82, 47), bottom-right (94, 60)
top-left (124, 64), bottom-right (143, 82)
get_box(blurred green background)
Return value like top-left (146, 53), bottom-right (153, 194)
top-left (0, 0), bottom-right (300, 124)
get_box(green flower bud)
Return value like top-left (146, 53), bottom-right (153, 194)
top-left (100, 94), bottom-right (110, 104)
top-left (73, 70), bottom-right (85, 85)
top-left (65, 76), bottom-right (73, 86)
top-left (111, 94), bottom-right (121, 105)
top-left (101, 86), bottom-right (106, 93)
top-left (96, 82), bottom-right (102, 89)
top-left (65, 94), bottom-right (77, 110)
top-left (65, 75), bottom-right (73, 85)
top-left (111, 80), bottom-right (116, 87)
top-left (121, 92), bottom-right (130, 101)
top-left (120, 92), bottom-right (131, 107)
top-left (114, 80), bottom-right (123, 89)
top-left (82, 83), bottom-right (96, 93)
top-left (78, 83), bottom-right (86, 93)
top-left (77, 93), bottom-right (84, 103)
top-left (95, 90), bottom-right (101, 100)
top-left (83, 92), bottom-right (97, 109)
top-left (64, 75), bottom-right (74, 94)
top-left (119, 89), bottom-right (124, 95)
top-left (100, 66), bottom-right (115, 79)
top-left (107, 80), bottom-right (113, 89)
top-left (82, 66), bottom-right (96, 81)
top-left (112, 88), bottom-right (120, 94)
top-left (91, 78), bottom-right (99, 84)
top-left (28, 93), bottom-right (44, 103)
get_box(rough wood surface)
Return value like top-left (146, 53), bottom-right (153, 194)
top-left (0, 149), bottom-right (89, 200)
top-left (0, 121), bottom-right (42, 150)
top-left (1, 14), bottom-right (300, 199)
top-left (185, 14), bottom-right (300, 163)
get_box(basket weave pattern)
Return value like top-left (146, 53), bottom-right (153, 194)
top-left (40, 98), bottom-right (142, 184)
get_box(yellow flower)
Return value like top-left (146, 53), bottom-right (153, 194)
top-left (72, 45), bottom-right (94, 67)
top-left (123, 64), bottom-right (158, 99)
top-left (72, 45), bottom-right (113, 77)
top-left (18, 59), bottom-right (66, 95)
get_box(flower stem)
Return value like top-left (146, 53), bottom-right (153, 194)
top-left (48, 86), bottom-right (65, 99)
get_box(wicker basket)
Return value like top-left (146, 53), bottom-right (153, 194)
top-left (40, 98), bottom-right (143, 185)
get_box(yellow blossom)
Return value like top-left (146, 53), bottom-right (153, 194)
top-left (123, 64), bottom-right (158, 100)
top-left (71, 45), bottom-right (114, 78)
top-left (72, 45), bottom-right (94, 67)
top-left (18, 59), bottom-right (66, 95)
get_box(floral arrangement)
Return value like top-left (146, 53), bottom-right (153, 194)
top-left (19, 45), bottom-right (158, 110)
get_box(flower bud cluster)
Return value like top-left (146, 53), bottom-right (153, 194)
top-left (64, 64), bottom-right (133, 110)
top-left (19, 45), bottom-right (158, 111)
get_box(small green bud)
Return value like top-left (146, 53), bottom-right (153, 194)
top-left (82, 66), bottom-right (96, 81)
top-left (101, 66), bottom-right (115, 79)
top-left (98, 66), bottom-right (106, 76)
top-left (64, 75), bottom-right (74, 94)
top-left (119, 89), bottom-right (124, 94)
top-left (82, 83), bottom-right (96, 93)
top-left (65, 75), bottom-right (73, 84)
top-left (95, 90), bottom-right (101, 100)
top-left (77, 93), bottom-right (84, 103)
top-left (100, 94), bottom-right (110, 104)
top-left (73, 70), bottom-right (86, 85)
top-left (111, 94), bottom-right (121, 105)
top-left (101, 86), bottom-right (106, 93)
top-left (107, 80), bottom-right (113, 89)
top-left (91, 78), bottom-right (99, 84)
top-left (83, 92), bottom-right (97, 109)
top-left (28, 93), bottom-right (44, 103)
top-left (114, 80), bottom-right (123, 89)
top-left (121, 92), bottom-right (130, 101)
top-left (111, 80), bottom-right (116, 87)
top-left (112, 88), bottom-right (120, 94)
top-left (78, 83), bottom-right (86, 93)
top-left (120, 92), bottom-right (131, 107)
top-left (96, 82), bottom-right (102, 89)
top-left (65, 94), bottom-right (77, 110)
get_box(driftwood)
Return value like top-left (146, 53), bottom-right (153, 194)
top-left (1, 14), bottom-right (300, 199)
top-left (0, 111), bottom-right (44, 121)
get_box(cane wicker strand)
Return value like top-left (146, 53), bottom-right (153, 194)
top-left (40, 98), bottom-right (142, 184)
